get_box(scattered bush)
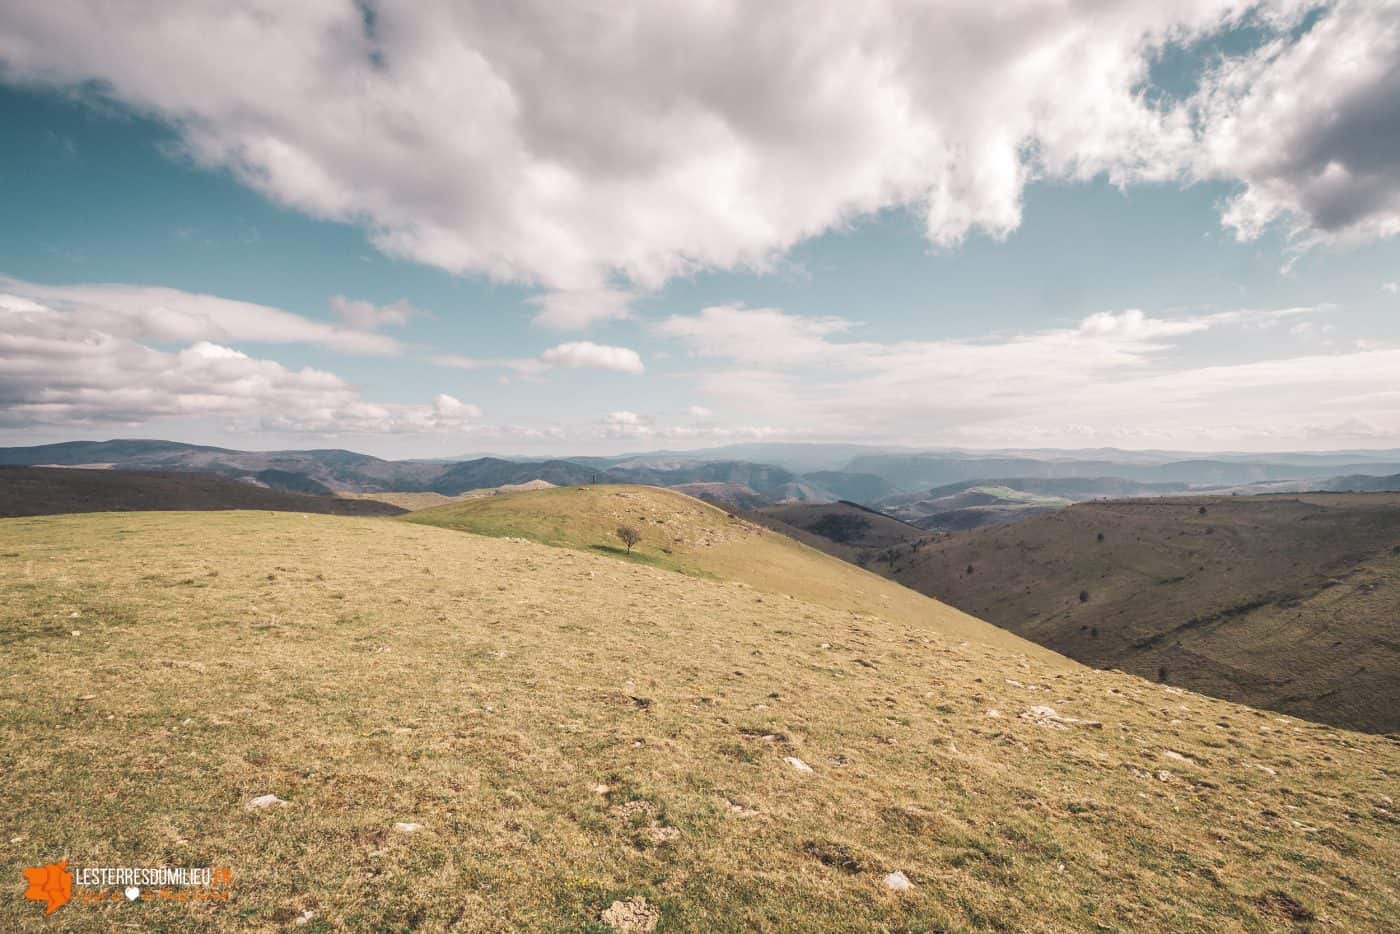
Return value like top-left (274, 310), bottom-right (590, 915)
top-left (616, 525), bottom-right (642, 554)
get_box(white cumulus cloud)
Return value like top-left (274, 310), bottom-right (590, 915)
top-left (433, 341), bottom-right (644, 376)
top-left (0, 299), bottom-right (478, 433)
top-left (4, 2), bottom-right (1393, 326)
top-left (330, 295), bottom-right (422, 331)
top-left (538, 341), bottom-right (644, 374)
top-left (0, 276), bottom-right (402, 355)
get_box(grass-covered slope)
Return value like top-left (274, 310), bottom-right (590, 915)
top-left (874, 493), bottom-right (1400, 733)
top-left (406, 484), bottom-right (1043, 657)
top-left (2, 510), bottom-right (1398, 930)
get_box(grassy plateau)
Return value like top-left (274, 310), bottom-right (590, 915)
top-left (0, 487), bottom-right (1397, 931)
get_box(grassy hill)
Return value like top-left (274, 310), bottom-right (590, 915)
top-left (405, 485), bottom-right (1034, 655)
top-left (874, 493), bottom-right (1400, 733)
top-left (2, 499), bottom-right (1398, 929)
top-left (0, 467), bottom-right (405, 518)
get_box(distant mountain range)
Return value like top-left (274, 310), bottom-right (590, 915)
top-left (3, 439), bottom-right (1399, 514)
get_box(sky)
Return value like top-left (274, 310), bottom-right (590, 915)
top-left (1, 0), bottom-right (1398, 458)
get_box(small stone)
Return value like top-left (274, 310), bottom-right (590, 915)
top-left (591, 784), bottom-right (610, 795)
top-left (646, 825), bottom-right (679, 844)
top-left (784, 756), bottom-right (813, 772)
top-left (294, 909), bottom-right (317, 926)
top-left (70, 630), bottom-right (81, 637)
top-left (1155, 770), bottom-right (1172, 782)
top-left (1163, 750), bottom-right (1195, 764)
top-left (883, 870), bottom-right (913, 891)
top-left (245, 794), bottom-right (287, 811)
top-left (77, 694), bottom-right (96, 701)
top-left (601, 896), bottom-right (659, 932)
top-left (69, 611), bottom-right (80, 618)
top-left (393, 822), bottom-right (421, 834)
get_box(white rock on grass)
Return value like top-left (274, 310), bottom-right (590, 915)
top-left (245, 794), bottom-right (287, 811)
top-left (294, 909), bottom-right (317, 926)
top-left (784, 756), bottom-right (813, 773)
top-left (883, 870), bottom-right (913, 892)
top-left (393, 822), bottom-right (421, 834)
top-left (601, 896), bottom-right (659, 932)
top-left (1020, 705), bottom-right (1103, 730)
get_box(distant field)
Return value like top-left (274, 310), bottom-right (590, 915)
top-left (337, 490), bottom-right (478, 511)
top-left (876, 493), bottom-right (1400, 733)
top-left (342, 480), bottom-right (559, 512)
top-left (1, 507), bottom-right (1397, 929)
top-left (0, 467), bottom-right (405, 518)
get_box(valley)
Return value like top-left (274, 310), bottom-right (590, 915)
top-left (867, 494), bottom-right (1400, 734)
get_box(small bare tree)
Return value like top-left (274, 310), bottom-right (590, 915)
top-left (616, 525), bottom-right (642, 554)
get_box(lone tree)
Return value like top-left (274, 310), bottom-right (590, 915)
top-left (616, 525), bottom-right (642, 554)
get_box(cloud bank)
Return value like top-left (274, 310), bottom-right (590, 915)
top-left (1, 277), bottom-right (402, 355)
top-left (4, 1), bottom-right (1397, 326)
top-left (658, 303), bottom-right (1400, 448)
top-left (0, 292), bottom-right (478, 433)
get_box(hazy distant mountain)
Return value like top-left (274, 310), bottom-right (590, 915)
top-left (8, 440), bottom-right (1400, 515)
top-left (1324, 473), bottom-right (1400, 492)
top-left (846, 453), bottom-right (1400, 489)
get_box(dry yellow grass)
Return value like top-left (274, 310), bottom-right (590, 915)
top-left (1, 507), bottom-right (1397, 931)
top-left (406, 485), bottom-right (1053, 660)
top-left (337, 491), bottom-right (482, 511)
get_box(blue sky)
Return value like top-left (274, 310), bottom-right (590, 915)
top-left (2, 2), bottom-right (1398, 456)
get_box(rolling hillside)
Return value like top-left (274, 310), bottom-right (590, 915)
top-left (1, 503), bottom-right (1397, 929)
top-left (874, 493), bottom-right (1400, 733)
top-left (0, 467), bottom-right (405, 518)
top-left (750, 501), bottom-right (926, 567)
top-left (405, 485), bottom-right (1036, 655)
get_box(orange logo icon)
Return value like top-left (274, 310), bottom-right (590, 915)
top-left (22, 859), bottom-right (73, 915)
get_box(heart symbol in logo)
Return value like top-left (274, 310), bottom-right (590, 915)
top-left (124, 886), bottom-right (140, 901)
